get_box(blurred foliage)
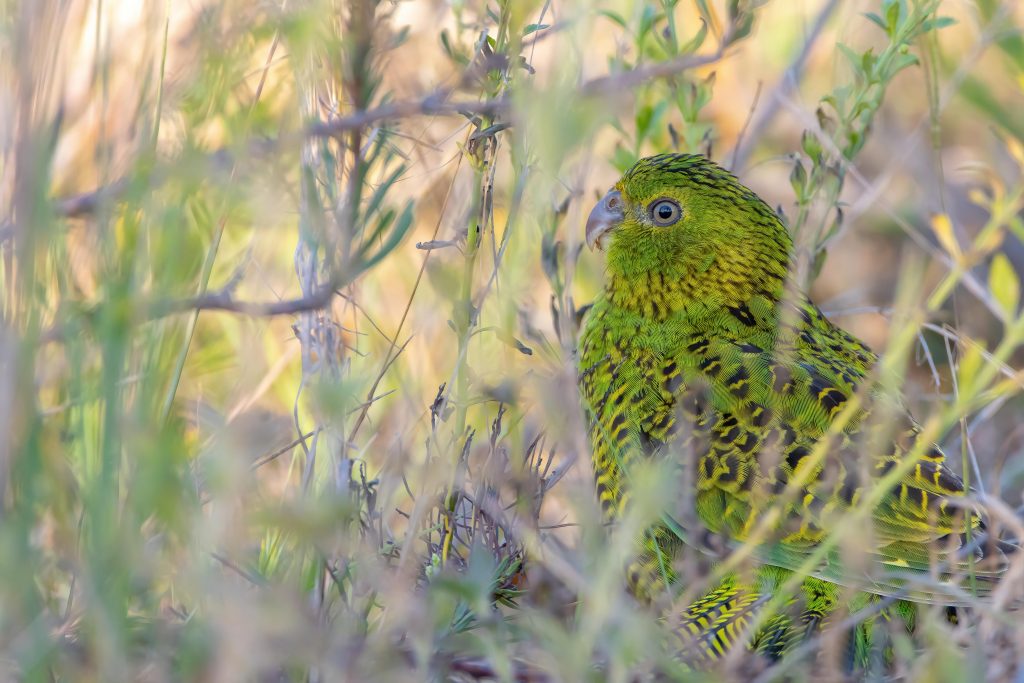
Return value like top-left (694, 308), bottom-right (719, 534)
top-left (0, 0), bottom-right (1023, 680)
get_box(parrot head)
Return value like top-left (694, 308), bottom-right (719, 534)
top-left (585, 153), bottom-right (793, 308)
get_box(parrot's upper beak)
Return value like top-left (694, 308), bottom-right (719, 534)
top-left (585, 190), bottom-right (625, 251)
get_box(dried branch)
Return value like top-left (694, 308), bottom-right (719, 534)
top-left (312, 40), bottom-right (728, 136)
top-left (0, 42), bottom-right (733, 245)
top-left (580, 46), bottom-right (728, 97)
top-left (155, 287), bottom-right (334, 318)
top-left (305, 91), bottom-right (507, 139)
top-left (53, 178), bottom-right (132, 218)
top-left (40, 279), bottom-right (342, 344)
top-left (449, 657), bottom-right (550, 682)
top-left (728, 0), bottom-right (841, 170)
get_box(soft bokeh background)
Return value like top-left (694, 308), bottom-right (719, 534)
top-left (2, 0), bottom-right (1024, 680)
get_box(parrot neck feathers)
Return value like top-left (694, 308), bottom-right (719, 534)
top-left (604, 245), bottom-right (790, 320)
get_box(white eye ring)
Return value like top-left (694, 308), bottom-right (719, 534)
top-left (649, 198), bottom-right (682, 226)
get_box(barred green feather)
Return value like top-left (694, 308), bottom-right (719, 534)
top-left (577, 153), bottom-right (1002, 665)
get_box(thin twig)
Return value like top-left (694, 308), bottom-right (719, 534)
top-left (728, 80), bottom-right (763, 171)
top-left (580, 47), bottom-right (728, 97)
top-left (156, 282), bottom-right (338, 316)
top-left (251, 430), bottom-right (316, 470)
top-left (448, 657), bottom-right (550, 682)
top-left (210, 552), bottom-right (267, 586)
top-left (4, 42), bottom-right (733, 242)
top-left (306, 91), bottom-right (506, 139)
top-left (347, 146), bottom-right (466, 442)
top-left (39, 279), bottom-right (343, 344)
top-left (54, 178), bottom-right (131, 218)
top-left (729, 0), bottom-right (840, 170)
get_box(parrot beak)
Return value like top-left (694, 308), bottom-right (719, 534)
top-left (585, 190), bottom-right (625, 251)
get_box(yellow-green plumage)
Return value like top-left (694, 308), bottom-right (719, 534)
top-left (577, 153), bottom-right (989, 665)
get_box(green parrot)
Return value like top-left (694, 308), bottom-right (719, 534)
top-left (576, 153), bottom-right (1003, 665)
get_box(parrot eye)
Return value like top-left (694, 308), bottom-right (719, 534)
top-left (649, 198), bottom-right (682, 226)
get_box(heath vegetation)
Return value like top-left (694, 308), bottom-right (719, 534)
top-left (1, 0), bottom-right (1023, 680)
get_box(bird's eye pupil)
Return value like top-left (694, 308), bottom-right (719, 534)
top-left (650, 199), bottom-right (680, 225)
